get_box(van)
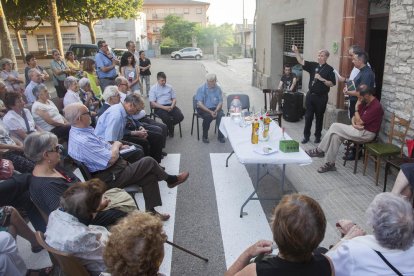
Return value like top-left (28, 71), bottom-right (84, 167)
top-left (68, 44), bottom-right (98, 61)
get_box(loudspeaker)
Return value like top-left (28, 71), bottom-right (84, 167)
top-left (282, 92), bottom-right (304, 122)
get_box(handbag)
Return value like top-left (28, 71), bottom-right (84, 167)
top-left (0, 159), bottom-right (14, 180)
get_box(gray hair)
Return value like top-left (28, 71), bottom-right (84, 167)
top-left (24, 132), bottom-right (58, 162)
top-left (64, 76), bottom-right (78, 90)
top-left (102, 85), bottom-right (119, 102)
top-left (366, 192), bottom-right (414, 250)
top-left (124, 93), bottom-right (142, 107)
top-left (32, 84), bottom-right (48, 99)
top-left (28, 68), bottom-right (40, 79)
top-left (51, 49), bottom-right (60, 56)
top-left (206, 73), bottom-right (217, 82)
top-left (78, 77), bottom-right (90, 89)
top-left (319, 49), bottom-right (330, 58)
top-left (115, 76), bottom-right (127, 86)
top-left (64, 102), bottom-right (85, 125)
top-left (0, 58), bottom-right (12, 69)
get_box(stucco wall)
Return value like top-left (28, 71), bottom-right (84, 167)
top-left (381, 0), bottom-right (414, 144)
top-left (255, 0), bottom-right (344, 106)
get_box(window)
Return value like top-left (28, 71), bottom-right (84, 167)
top-left (10, 34), bottom-right (28, 56)
top-left (183, 8), bottom-right (189, 14)
top-left (196, 8), bottom-right (202, 14)
top-left (62, 33), bottom-right (77, 51)
top-left (169, 8), bottom-right (175, 14)
top-left (37, 34), bottom-right (54, 54)
top-left (283, 23), bottom-right (304, 54)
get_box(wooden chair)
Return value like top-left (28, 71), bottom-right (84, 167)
top-left (35, 231), bottom-right (90, 276)
top-left (263, 89), bottom-right (283, 127)
top-left (150, 107), bottom-right (182, 138)
top-left (343, 134), bottom-right (378, 174)
top-left (72, 159), bottom-right (141, 209)
top-left (191, 95), bottom-right (216, 140)
top-left (363, 113), bottom-right (411, 185)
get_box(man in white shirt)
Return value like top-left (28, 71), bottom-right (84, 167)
top-left (24, 68), bottom-right (42, 105)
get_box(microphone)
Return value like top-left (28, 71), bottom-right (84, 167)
top-left (312, 67), bottom-right (319, 86)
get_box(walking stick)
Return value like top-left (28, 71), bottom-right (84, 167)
top-left (166, 240), bottom-right (209, 262)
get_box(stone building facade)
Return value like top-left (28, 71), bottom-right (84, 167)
top-left (380, 0), bottom-right (414, 142)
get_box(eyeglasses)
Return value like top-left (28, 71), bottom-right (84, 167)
top-left (49, 144), bottom-right (64, 153)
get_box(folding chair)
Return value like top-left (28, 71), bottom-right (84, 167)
top-left (191, 95), bottom-right (216, 140)
top-left (150, 107), bottom-right (182, 138)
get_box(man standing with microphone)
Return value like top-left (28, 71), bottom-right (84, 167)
top-left (292, 45), bottom-right (336, 144)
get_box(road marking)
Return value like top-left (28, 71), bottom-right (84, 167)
top-left (210, 153), bottom-right (273, 269)
top-left (136, 154), bottom-right (179, 276)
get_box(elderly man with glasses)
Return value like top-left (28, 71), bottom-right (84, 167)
top-left (64, 102), bottom-right (189, 221)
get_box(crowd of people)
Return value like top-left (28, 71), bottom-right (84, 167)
top-left (0, 39), bottom-right (413, 275)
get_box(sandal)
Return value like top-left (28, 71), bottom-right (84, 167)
top-left (317, 162), bottom-right (336, 173)
top-left (336, 219), bottom-right (355, 237)
top-left (27, 266), bottom-right (53, 276)
top-left (306, 148), bottom-right (325, 158)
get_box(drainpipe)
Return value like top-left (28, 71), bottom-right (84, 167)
top-left (251, 0), bottom-right (257, 86)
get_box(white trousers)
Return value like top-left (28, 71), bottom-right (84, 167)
top-left (0, 232), bottom-right (27, 276)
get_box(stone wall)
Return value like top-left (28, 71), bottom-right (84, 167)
top-left (381, 0), bottom-right (414, 149)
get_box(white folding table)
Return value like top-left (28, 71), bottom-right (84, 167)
top-left (219, 117), bottom-right (312, 217)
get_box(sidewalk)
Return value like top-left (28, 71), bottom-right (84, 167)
top-left (201, 58), bottom-right (394, 247)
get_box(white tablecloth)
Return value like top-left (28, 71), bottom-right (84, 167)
top-left (219, 117), bottom-right (312, 165)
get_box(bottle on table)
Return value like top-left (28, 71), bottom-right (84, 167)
top-left (262, 114), bottom-right (271, 141)
top-left (251, 119), bottom-right (259, 144)
top-left (229, 96), bottom-right (242, 123)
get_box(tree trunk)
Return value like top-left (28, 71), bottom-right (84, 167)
top-left (87, 21), bottom-right (96, 44)
top-left (47, 0), bottom-right (63, 54)
top-left (0, 1), bottom-right (17, 67)
top-left (15, 29), bottom-right (26, 58)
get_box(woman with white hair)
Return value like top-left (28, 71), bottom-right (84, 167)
top-left (31, 84), bottom-right (70, 140)
top-left (96, 85), bottom-right (120, 117)
top-left (0, 58), bottom-right (24, 93)
top-left (63, 76), bottom-right (82, 107)
top-left (327, 192), bottom-right (414, 275)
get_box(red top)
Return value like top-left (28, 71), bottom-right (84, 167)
top-left (358, 98), bottom-right (384, 133)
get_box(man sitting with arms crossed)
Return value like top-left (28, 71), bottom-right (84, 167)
top-left (195, 73), bottom-right (225, 143)
top-left (64, 102), bottom-right (189, 221)
top-left (306, 84), bottom-right (384, 173)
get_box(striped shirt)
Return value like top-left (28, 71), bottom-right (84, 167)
top-left (68, 126), bottom-right (112, 172)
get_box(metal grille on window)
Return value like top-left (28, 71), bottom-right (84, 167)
top-left (62, 33), bottom-right (77, 52)
top-left (283, 23), bottom-right (304, 54)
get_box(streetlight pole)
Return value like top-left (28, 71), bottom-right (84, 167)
top-left (243, 0), bottom-right (247, 58)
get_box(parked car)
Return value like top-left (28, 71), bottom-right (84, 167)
top-left (171, 47), bottom-right (203, 60)
top-left (113, 48), bottom-right (128, 59)
top-left (68, 44), bottom-right (98, 61)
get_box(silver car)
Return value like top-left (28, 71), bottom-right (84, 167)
top-left (171, 47), bottom-right (203, 60)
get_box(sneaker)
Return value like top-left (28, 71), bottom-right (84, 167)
top-left (317, 162), bottom-right (337, 173)
top-left (218, 137), bottom-right (226, 143)
top-left (306, 148), bottom-right (325, 158)
top-left (301, 138), bottom-right (309, 144)
top-left (167, 171), bottom-right (189, 188)
top-left (202, 137), bottom-right (209, 143)
top-left (314, 137), bottom-right (321, 143)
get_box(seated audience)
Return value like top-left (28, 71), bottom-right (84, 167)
top-left (306, 85), bottom-right (384, 173)
top-left (31, 84), bottom-right (70, 140)
top-left (104, 212), bottom-right (167, 276)
top-left (149, 72), bottom-right (184, 137)
top-left (82, 57), bottom-right (103, 100)
top-left (391, 163), bottom-right (414, 200)
top-left (195, 73), bottom-right (225, 143)
top-left (0, 119), bottom-right (35, 173)
top-left (24, 68), bottom-right (42, 105)
top-left (63, 76), bottom-right (82, 107)
top-left (120, 51), bottom-right (141, 94)
top-left (3, 92), bottom-right (41, 141)
top-left (327, 192), bottom-right (414, 275)
top-left (64, 102), bottom-right (189, 221)
top-left (115, 76), bottom-right (131, 102)
top-left (25, 132), bottom-right (127, 227)
top-left (65, 51), bottom-right (81, 76)
top-left (97, 86), bottom-right (120, 117)
top-left (0, 58), bottom-right (23, 93)
top-left (24, 53), bottom-right (49, 86)
top-left (78, 77), bottom-right (100, 113)
top-left (45, 180), bottom-right (109, 275)
top-left (0, 80), bottom-right (7, 117)
top-left (0, 206), bottom-right (42, 253)
top-left (50, 49), bottom-right (70, 98)
top-left (226, 194), bottom-right (331, 276)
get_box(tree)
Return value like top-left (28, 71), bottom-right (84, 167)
top-left (196, 24), bottom-right (234, 48)
top-left (2, 0), bottom-right (48, 57)
top-left (161, 15), bottom-right (197, 46)
top-left (0, 0), bottom-right (16, 65)
top-left (58, 0), bottom-right (143, 44)
top-left (48, 0), bottom-right (63, 55)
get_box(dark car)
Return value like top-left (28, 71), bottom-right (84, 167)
top-left (68, 44), bottom-right (98, 61)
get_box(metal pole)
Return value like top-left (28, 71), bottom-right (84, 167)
top-left (243, 0), bottom-right (247, 58)
top-left (166, 240), bottom-right (209, 262)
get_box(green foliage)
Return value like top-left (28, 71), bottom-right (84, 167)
top-left (160, 15), bottom-right (197, 46)
top-left (57, 0), bottom-right (143, 25)
top-left (2, 0), bottom-right (48, 31)
top-left (196, 23), bottom-right (235, 47)
top-left (160, 37), bottom-right (178, 48)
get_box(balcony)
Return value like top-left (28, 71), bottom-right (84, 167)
top-left (150, 13), bottom-right (184, 20)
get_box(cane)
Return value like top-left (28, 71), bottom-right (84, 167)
top-left (166, 240), bottom-right (209, 262)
